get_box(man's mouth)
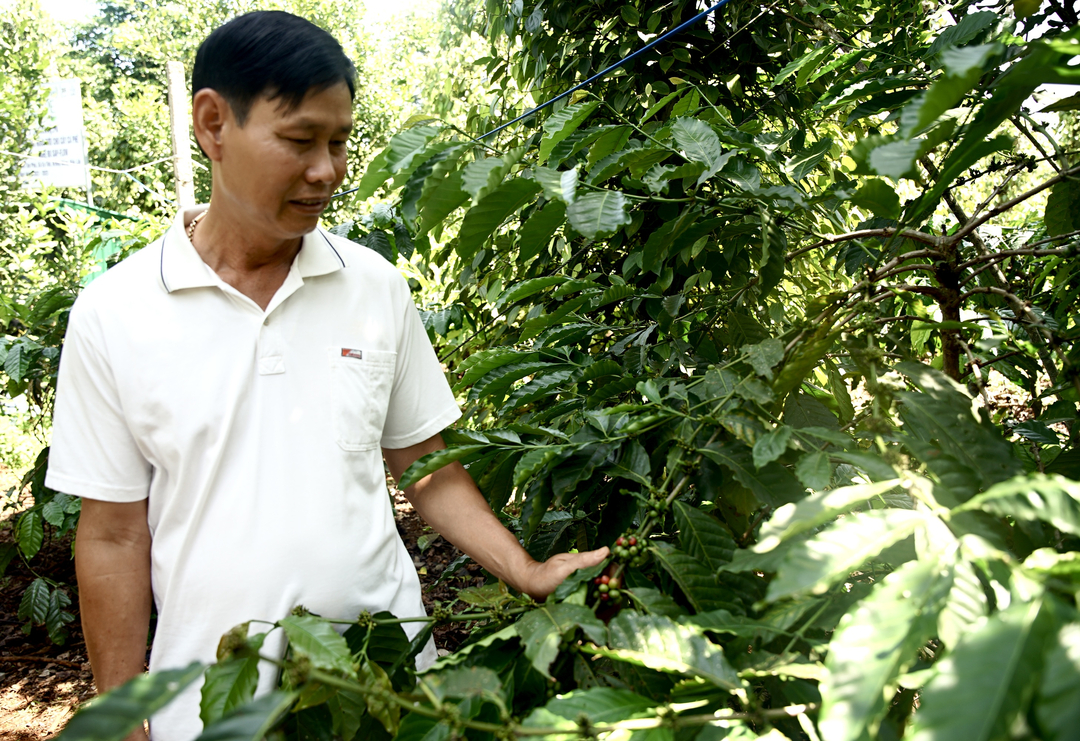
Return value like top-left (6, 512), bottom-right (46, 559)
top-left (292, 198), bottom-right (327, 207)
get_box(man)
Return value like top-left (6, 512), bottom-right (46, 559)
top-left (46, 11), bottom-right (606, 741)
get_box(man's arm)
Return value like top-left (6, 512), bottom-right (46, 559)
top-left (75, 498), bottom-right (153, 697)
top-left (384, 434), bottom-right (608, 600)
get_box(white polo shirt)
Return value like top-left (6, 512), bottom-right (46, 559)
top-left (46, 207), bottom-right (461, 741)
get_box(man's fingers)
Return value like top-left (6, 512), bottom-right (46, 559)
top-left (578, 546), bottom-right (610, 565)
top-left (553, 547), bottom-right (610, 579)
top-left (552, 546), bottom-right (609, 571)
top-left (524, 547), bottom-right (616, 600)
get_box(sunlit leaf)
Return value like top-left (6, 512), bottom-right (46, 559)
top-left (566, 191), bottom-right (631, 239)
top-left (539, 101), bottom-right (600, 164)
top-left (910, 598), bottom-right (1055, 741)
top-left (523, 687), bottom-right (657, 730)
top-left (755, 479), bottom-right (902, 552)
top-left (398, 445), bottom-right (492, 489)
top-left (766, 509), bottom-right (929, 601)
top-left (958, 473), bottom-right (1080, 535)
top-left (599, 612), bottom-right (745, 692)
top-left (533, 166), bottom-right (578, 204)
top-left (819, 558), bottom-right (954, 741)
top-left (1036, 622), bottom-right (1080, 741)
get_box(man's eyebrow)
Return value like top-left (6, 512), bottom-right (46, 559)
top-left (286, 118), bottom-right (353, 133)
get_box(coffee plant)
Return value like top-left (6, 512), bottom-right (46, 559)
top-left (54, 0), bottom-right (1080, 739)
top-left (0, 202), bottom-right (160, 644)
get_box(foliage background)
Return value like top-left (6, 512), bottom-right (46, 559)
top-left (3, 0), bottom-right (1080, 739)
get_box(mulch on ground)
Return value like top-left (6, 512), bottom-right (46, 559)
top-left (0, 474), bottom-right (93, 741)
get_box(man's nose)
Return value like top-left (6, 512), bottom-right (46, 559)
top-left (306, 146), bottom-right (337, 183)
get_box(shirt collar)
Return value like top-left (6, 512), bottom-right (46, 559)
top-left (157, 206), bottom-right (348, 294)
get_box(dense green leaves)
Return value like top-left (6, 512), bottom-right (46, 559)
top-left (651, 541), bottom-right (739, 614)
top-left (700, 442), bottom-right (805, 507)
top-left (1037, 623), bottom-right (1080, 740)
top-left (24, 1), bottom-right (1080, 739)
top-left (897, 363), bottom-right (1023, 491)
top-left (457, 179), bottom-right (542, 260)
top-left (765, 509), bottom-right (929, 601)
top-left (515, 603), bottom-right (605, 677)
top-left (819, 558), bottom-right (954, 741)
top-left (910, 599), bottom-right (1056, 741)
top-left (672, 501), bottom-right (735, 572)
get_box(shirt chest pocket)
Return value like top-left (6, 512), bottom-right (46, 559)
top-left (328, 348), bottom-right (397, 452)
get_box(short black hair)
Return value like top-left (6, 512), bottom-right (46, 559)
top-left (192, 11), bottom-right (356, 125)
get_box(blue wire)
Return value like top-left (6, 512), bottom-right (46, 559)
top-left (332, 0), bottom-right (732, 200)
top-left (479, 0), bottom-right (733, 140)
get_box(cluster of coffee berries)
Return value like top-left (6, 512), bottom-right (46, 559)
top-left (613, 533), bottom-right (650, 567)
top-left (613, 534), bottom-right (641, 560)
top-left (593, 573), bottom-right (622, 602)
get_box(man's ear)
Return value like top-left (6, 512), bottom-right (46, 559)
top-left (192, 89), bottom-right (232, 162)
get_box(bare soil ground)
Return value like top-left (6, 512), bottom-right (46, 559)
top-left (0, 475), bottom-right (482, 741)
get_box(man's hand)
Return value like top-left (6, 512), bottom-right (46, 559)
top-left (384, 435), bottom-right (609, 601)
top-left (516, 547), bottom-right (610, 601)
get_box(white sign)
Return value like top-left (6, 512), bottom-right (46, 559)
top-left (21, 79), bottom-right (91, 191)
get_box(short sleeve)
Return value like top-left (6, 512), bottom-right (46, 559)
top-left (380, 281), bottom-right (461, 449)
top-left (45, 299), bottom-right (152, 501)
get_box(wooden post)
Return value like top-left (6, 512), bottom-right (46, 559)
top-left (166, 61), bottom-right (196, 210)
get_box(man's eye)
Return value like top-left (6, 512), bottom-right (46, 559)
top-left (289, 138), bottom-right (313, 144)
top-left (331, 140), bottom-right (348, 148)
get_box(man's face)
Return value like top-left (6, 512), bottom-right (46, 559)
top-left (216, 82), bottom-right (352, 239)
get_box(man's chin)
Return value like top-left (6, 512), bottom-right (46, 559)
top-left (278, 209), bottom-right (325, 236)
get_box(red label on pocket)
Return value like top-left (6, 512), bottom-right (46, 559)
top-left (341, 348), bottom-right (363, 359)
